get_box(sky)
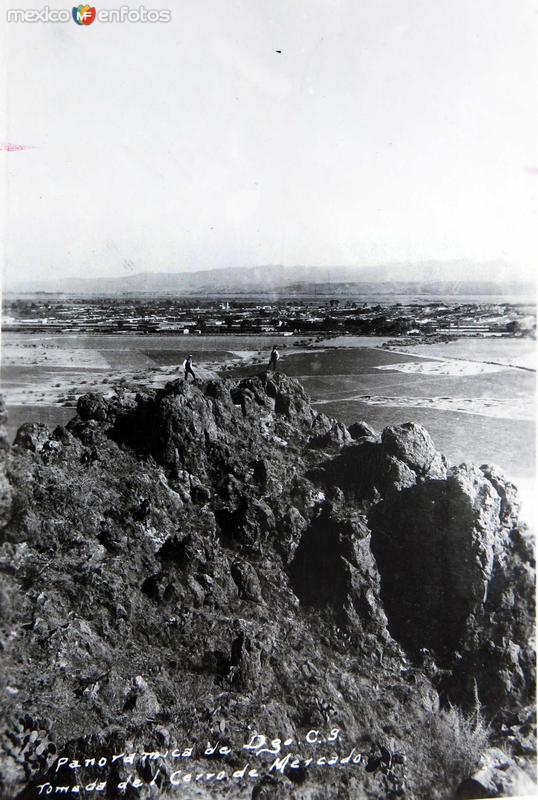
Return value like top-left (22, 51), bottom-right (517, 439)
top-left (2, 0), bottom-right (538, 285)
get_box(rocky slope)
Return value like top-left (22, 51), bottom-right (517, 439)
top-left (0, 375), bottom-right (535, 799)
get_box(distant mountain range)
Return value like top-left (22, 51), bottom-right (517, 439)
top-left (6, 261), bottom-right (536, 297)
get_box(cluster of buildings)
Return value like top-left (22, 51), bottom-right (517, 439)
top-left (2, 296), bottom-right (535, 338)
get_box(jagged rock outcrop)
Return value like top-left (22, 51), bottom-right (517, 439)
top-left (289, 502), bottom-right (388, 638)
top-left (369, 463), bottom-right (535, 711)
top-left (310, 421), bottom-right (447, 501)
top-left (0, 397), bottom-right (12, 530)
top-left (0, 376), bottom-right (534, 799)
top-left (12, 423), bottom-right (52, 454)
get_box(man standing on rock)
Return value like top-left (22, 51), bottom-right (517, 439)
top-left (268, 345), bottom-right (280, 372)
top-left (183, 354), bottom-right (196, 382)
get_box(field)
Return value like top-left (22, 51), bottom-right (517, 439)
top-left (0, 332), bottom-right (286, 413)
top-left (1, 331), bottom-right (534, 521)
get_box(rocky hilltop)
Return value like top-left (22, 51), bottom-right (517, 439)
top-left (0, 375), bottom-right (535, 799)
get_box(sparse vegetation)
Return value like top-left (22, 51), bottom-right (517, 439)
top-left (404, 704), bottom-right (490, 800)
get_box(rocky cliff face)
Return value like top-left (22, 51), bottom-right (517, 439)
top-left (0, 375), bottom-right (535, 799)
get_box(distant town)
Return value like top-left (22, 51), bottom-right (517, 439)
top-left (2, 296), bottom-right (536, 339)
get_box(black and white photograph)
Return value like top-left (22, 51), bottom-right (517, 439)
top-left (0, 2), bottom-right (536, 798)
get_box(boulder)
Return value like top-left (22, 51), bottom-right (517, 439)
top-left (274, 505), bottom-right (308, 563)
top-left (348, 421), bottom-right (379, 440)
top-left (289, 504), bottom-right (385, 632)
top-left (13, 423), bottom-right (51, 453)
top-left (123, 675), bottom-right (161, 720)
top-left (369, 465), bottom-right (502, 656)
top-left (0, 401), bottom-right (12, 530)
top-left (311, 423), bottom-right (447, 501)
top-left (480, 464), bottom-right (520, 527)
top-left (456, 747), bottom-right (536, 799)
top-left (384, 455), bottom-right (417, 492)
top-left (381, 423), bottom-right (447, 479)
top-left (369, 462), bottom-right (535, 709)
top-left (76, 393), bottom-right (110, 422)
top-left (308, 421), bottom-right (352, 449)
top-left (0, 471), bottom-right (12, 530)
top-left (227, 630), bottom-right (263, 692)
top-left (0, 397), bottom-right (9, 454)
top-left (231, 560), bottom-right (263, 603)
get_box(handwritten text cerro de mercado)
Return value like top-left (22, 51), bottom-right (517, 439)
top-left (34, 728), bottom-right (384, 794)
